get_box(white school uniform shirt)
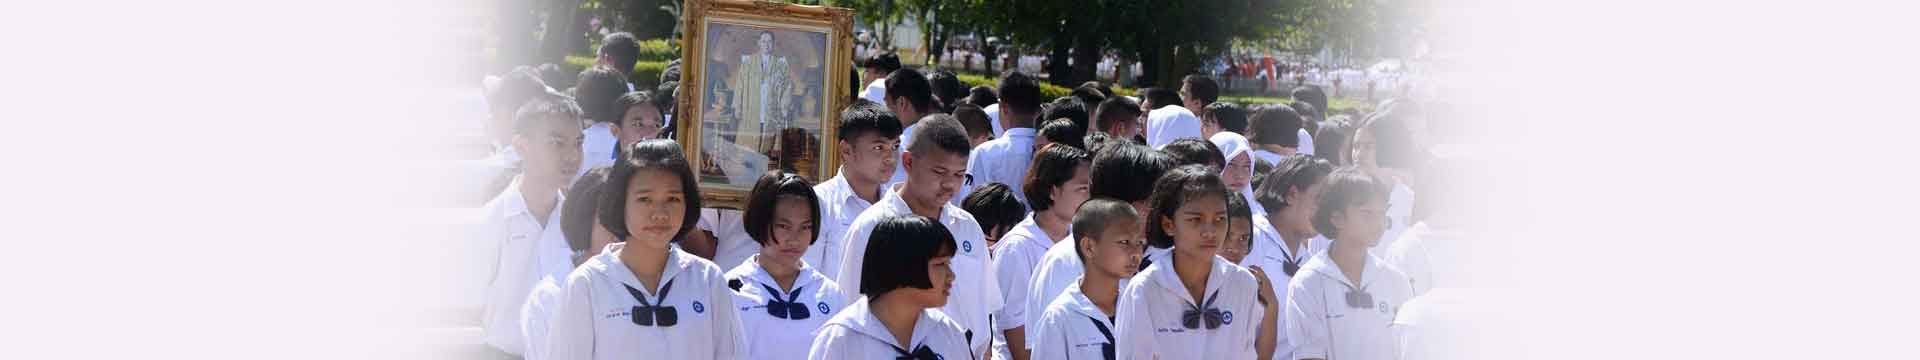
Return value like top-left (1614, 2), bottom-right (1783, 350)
top-left (966, 127), bottom-right (1037, 205)
top-left (833, 187), bottom-right (1002, 355)
top-left (1243, 217), bottom-right (1332, 360)
top-left (884, 122), bottom-right (920, 189)
top-left (697, 208), bottom-right (758, 270)
top-left (1296, 129), bottom-right (1315, 156)
top-left (1144, 105), bottom-right (1203, 150)
top-left (521, 278), bottom-right (562, 360)
top-left (811, 173), bottom-right (874, 279)
top-left (724, 255), bottom-right (852, 360)
top-left (1373, 182), bottom-right (1417, 252)
top-left (1384, 221), bottom-right (1466, 297)
top-left (860, 78), bottom-right (887, 105)
top-left (807, 297), bottom-right (978, 360)
top-left (1031, 278), bottom-right (1120, 360)
top-left (543, 243), bottom-right (748, 360)
top-left (990, 214), bottom-right (1058, 349)
top-left (1027, 236), bottom-right (1167, 349)
top-left (1114, 252), bottom-right (1263, 360)
top-left (1283, 250), bottom-right (1415, 360)
top-left (479, 184), bottom-right (575, 355)
top-left (984, 103), bottom-right (1005, 138)
top-left (580, 122), bottom-right (618, 177)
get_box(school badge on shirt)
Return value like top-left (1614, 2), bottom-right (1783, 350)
top-left (962, 240), bottom-right (973, 254)
top-left (692, 301), bottom-right (706, 314)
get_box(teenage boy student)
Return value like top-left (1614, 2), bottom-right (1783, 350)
top-left (965, 71), bottom-right (1044, 205)
top-left (835, 116), bottom-right (1002, 358)
top-left (1029, 198), bottom-right (1146, 360)
top-left (478, 96), bottom-right (585, 357)
top-left (575, 66), bottom-right (630, 176)
top-left (859, 52), bottom-right (902, 104)
top-left (884, 68), bottom-right (937, 187)
top-left (810, 99), bottom-right (903, 281)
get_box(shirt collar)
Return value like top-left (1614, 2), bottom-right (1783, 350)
top-left (592, 242), bottom-right (691, 295)
top-left (1145, 252), bottom-right (1231, 304)
top-left (1301, 248), bottom-right (1382, 289)
top-left (1013, 215), bottom-right (1054, 254)
top-left (828, 297), bottom-right (937, 351)
top-left (738, 254), bottom-right (824, 293)
top-left (824, 174), bottom-right (873, 208)
top-left (1001, 127), bottom-right (1037, 139)
top-left (498, 181), bottom-right (566, 221)
top-left (1062, 278), bottom-right (1115, 323)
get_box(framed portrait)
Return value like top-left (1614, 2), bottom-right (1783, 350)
top-left (676, 0), bottom-right (854, 209)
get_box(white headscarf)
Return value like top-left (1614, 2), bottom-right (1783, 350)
top-left (1210, 131), bottom-right (1267, 216)
top-left (1145, 105), bottom-right (1202, 150)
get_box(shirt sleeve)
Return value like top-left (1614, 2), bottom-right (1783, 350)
top-left (1284, 279), bottom-right (1328, 360)
top-left (993, 243), bottom-right (1031, 331)
top-left (542, 274), bottom-right (595, 360)
top-left (834, 216), bottom-right (876, 301)
top-left (807, 326), bottom-right (848, 360)
top-left (1113, 280), bottom-right (1153, 360)
top-left (709, 272), bottom-right (749, 359)
top-left (1029, 309), bottom-right (1069, 360)
top-left (520, 280), bottom-right (558, 360)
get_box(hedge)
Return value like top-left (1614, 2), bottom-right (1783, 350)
top-left (563, 56), bottom-right (671, 91)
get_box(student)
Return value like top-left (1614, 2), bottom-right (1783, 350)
top-left (724, 171), bottom-right (851, 360)
top-left (1349, 109), bottom-right (1420, 251)
top-left (610, 91), bottom-right (666, 152)
top-left (544, 139), bottom-right (747, 359)
top-left (1029, 199), bottom-right (1146, 360)
top-left (1248, 156), bottom-right (1337, 360)
top-left (1216, 194), bottom-right (1282, 360)
top-left (1023, 143), bottom-right (1174, 350)
top-left (835, 116), bottom-right (1001, 357)
top-left (1137, 87), bottom-right (1181, 112)
top-left (1246, 105), bottom-right (1306, 165)
top-left (1144, 104), bottom-right (1203, 150)
top-left (1091, 96), bottom-right (1143, 141)
top-left (479, 97), bottom-right (585, 357)
top-left (931, 70), bottom-right (968, 114)
top-left (1287, 102), bottom-right (1319, 156)
top-left (1313, 116), bottom-right (1354, 166)
top-left (1284, 167), bottom-right (1415, 360)
top-left (964, 85), bottom-right (1003, 138)
top-left (1210, 132), bottom-right (1265, 216)
top-left (961, 183), bottom-right (1025, 253)
top-left (1385, 155), bottom-right (1480, 297)
top-left (1071, 82), bottom-right (1108, 106)
top-left (885, 68), bottom-right (937, 187)
top-left (812, 99), bottom-right (903, 280)
top-left (1114, 165), bottom-right (1262, 359)
top-left (1161, 138), bottom-right (1225, 170)
top-left (576, 67), bottom-right (631, 176)
top-left (966, 71), bottom-right (1044, 205)
top-left (522, 166), bottom-right (618, 360)
top-left (1045, 97), bottom-right (1092, 134)
top-left (472, 68), bottom-right (551, 200)
top-left (808, 216), bottom-right (977, 360)
top-left (1180, 75), bottom-right (1220, 113)
top-left (1203, 102), bottom-right (1249, 138)
top-left (954, 104), bottom-right (995, 148)
top-left (1035, 118), bottom-right (1086, 152)
top-left (993, 143), bottom-right (1092, 360)
top-left (859, 52), bottom-right (902, 105)
top-left (598, 32), bottom-right (642, 86)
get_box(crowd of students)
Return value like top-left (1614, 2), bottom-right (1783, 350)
top-left (467, 31), bottom-right (1468, 360)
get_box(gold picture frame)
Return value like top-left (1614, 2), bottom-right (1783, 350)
top-left (676, 0), bottom-right (854, 209)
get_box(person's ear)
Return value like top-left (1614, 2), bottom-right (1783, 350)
top-left (510, 133), bottom-right (530, 155)
top-left (838, 139), bottom-right (855, 159)
top-left (901, 150), bottom-right (915, 172)
top-left (1079, 235), bottom-right (1096, 258)
top-left (1159, 215), bottom-right (1175, 238)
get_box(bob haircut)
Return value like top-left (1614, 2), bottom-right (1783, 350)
top-left (743, 170), bottom-right (822, 246)
top-left (1071, 197), bottom-right (1142, 262)
top-left (598, 139), bottom-right (704, 242)
top-left (613, 91), bottom-right (662, 125)
top-left (1248, 104), bottom-right (1304, 147)
top-left (562, 166), bottom-right (613, 254)
top-left (1023, 143), bottom-right (1092, 212)
top-left (859, 215), bottom-right (959, 298)
top-left (1312, 167), bottom-right (1390, 240)
top-left (1357, 108), bottom-right (1419, 169)
top-left (576, 66), bottom-right (631, 123)
top-left (1089, 143), bottom-right (1175, 203)
top-left (1161, 137), bottom-right (1225, 170)
top-left (1253, 155), bottom-right (1335, 212)
top-left (962, 183), bottom-right (1026, 238)
top-left (1313, 116), bottom-right (1355, 166)
top-left (1226, 192), bottom-right (1254, 247)
top-left (1144, 164), bottom-right (1231, 249)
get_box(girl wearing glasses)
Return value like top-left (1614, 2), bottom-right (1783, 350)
top-left (724, 171), bottom-right (850, 360)
top-left (1284, 167), bottom-right (1414, 360)
top-left (1114, 165), bottom-right (1262, 359)
top-left (543, 140), bottom-right (747, 360)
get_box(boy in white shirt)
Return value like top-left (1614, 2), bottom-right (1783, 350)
top-left (1029, 199), bottom-right (1145, 360)
top-left (858, 53), bottom-right (900, 105)
top-left (478, 97), bottom-right (584, 357)
top-left (835, 115), bottom-right (1001, 357)
top-left (521, 166), bottom-right (619, 360)
top-left (1284, 168), bottom-right (1415, 360)
top-left (809, 100), bottom-right (902, 279)
top-left (574, 67), bottom-right (630, 177)
top-left (966, 71), bottom-right (1044, 205)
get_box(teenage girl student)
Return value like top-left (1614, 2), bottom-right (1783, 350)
top-left (1248, 156), bottom-right (1336, 360)
top-left (1348, 109), bottom-right (1419, 251)
top-left (522, 166), bottom-right (618, 360)
top-left (1029, 199), bottom-right (1147, 360)
top-left (994, 143), bottom-right (1093, 360)
top-left (1114, 165), bottom-right (1263, 359)
top-left (808, 216), bottom-right (977, 360)
top-left (1210, 131), bottom-right (1265, 216)
top-left (543, 140), bottom-right (747, 360)
top-left (724, 171), bottom-right (851, 360)
top-left (961, 183), bottom-right (1025, 253)
top-left (1216, 195), bottom-right (1279, 360)
top-left (1283, 168), bottom-right (1415, 360)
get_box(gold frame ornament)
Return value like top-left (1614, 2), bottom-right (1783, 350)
top-left (676, 0), bottom-right (854, 209)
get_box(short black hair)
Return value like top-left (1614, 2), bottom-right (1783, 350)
top-left (654, 81), bottom-right (678, 117)
top-left (489, 68), bottom-right (549, 119)
top-left (1182, 75), bottom-right (1219, 106)
top-left (1024, 143), bottom-right (1091, 212)
top-left (966, 85), bottom-right (998, 108)
top-left (576, 67), bottom-right (631, 123)
top-left (1071, 83), bottom-right (1107, 106)
top-left (962, 183), bottom-right (1025, 239)
top-left (513, 96), bottom-right (584, 135)
top-left (1254, 155), bottom-right (1335, 212)
top-left (1082, 132), bottom-right (1113, 150)
top-left (886, 68), bottom-right (935, 114)
top-left (744, 171), bottom-right (822, 246)
top-left (1093, 96), bottom-right (1142, 134)
top-left (907, 114), bottom-right (971, 157)
top-left (1045, 97), bottom-right (1091, 132)
top-left (930, 70), bottom-right (967, 113)
top-left (1313, 116), bottom-right (1355, 166)
top-left (863, 52), bottom-right (902, 74)
top-left (1037, 118), bottom-right (1087, 151)
top-left (1071, 197), bottom-right (1142, 262)
top-left (598, 139), bottom-right (704, 242)
top-left (1089, 143), bottom-right (1175, 203)
top-left (1289, 86), bottom-right (1328, 119)
top-left (859, 215), bottom-right (958, 298)
top-left (1226, 191), bottom-right (1254, 247)
top-left (997, 71), bottom-right (1044, 116)
top-left (837, 99), bottom-right (904, 142)
top-left (1313, 167), bottom-right (1388, 240)
top-left (661, 59), bottom-right (683, 83)
top-left (613, 91), bottom-right (662, 130)
top-left (562, 166), bottom-right (613, 254)
top-left (1249, 104), bottom-right (1304, 147)
top-left (1358, 108), bottom-right (1419, 168)
top-left (1160, 137), bottom-right (1225, 169)
top-left (1206, 102), bottom-right (1249, 134)
top-left (1145, 164), bottom-right (1230, 248)
top-left (1139, 87), bottom-right (1180, 110)
top-left (952, 104), bottom-right (993, 140)
top-left (600, 32), bottom-right (641, 75)
top-left (1290, 102), bottom-right (1322, 135)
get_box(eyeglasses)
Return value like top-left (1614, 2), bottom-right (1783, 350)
top-left (624, 280), bottom-right (678, 327)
